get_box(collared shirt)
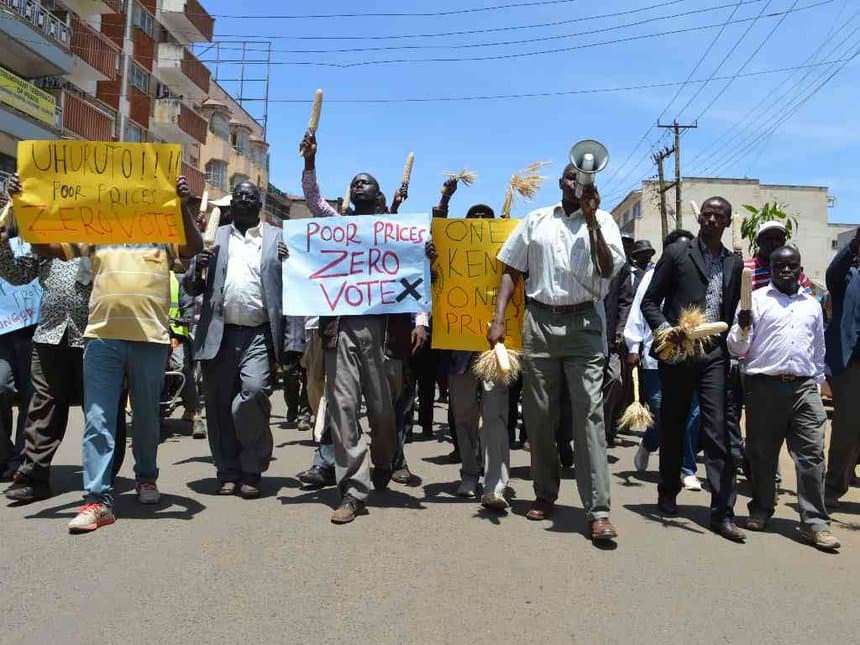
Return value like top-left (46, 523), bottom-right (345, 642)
top-left (0, 240), bottom-right (90, 347)
top-left (727, 283), bottom-right (825, 383)
top-left (624, 266), bottom-right (657, 369)
top-left (743, 256), bottom-right (813, 294)
top-left (223, 224), bottom-right (268, 327)
top-left (497, 203), bottom-right (625, 306)
top-left (700, 239), bottom-right (728, 323)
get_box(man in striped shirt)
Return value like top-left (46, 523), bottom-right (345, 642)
top-left (488, 162), bottom-right (626, 544)
top-left (744, 220), bottom-right (813, 294)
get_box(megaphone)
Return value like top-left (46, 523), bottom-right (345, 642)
top-left (569, 139), bottom-right (609, 199)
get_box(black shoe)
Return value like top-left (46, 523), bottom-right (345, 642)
top-left (5, 477), bottom-right (51, 504)
top-left (657, 494), bottom-right (678, 517)
top-left (371, 468), bottom-right (392, 491)
top-left (239, 474), bottom-right (262, 499)
top-left (296, 415), bottom-right (311, 432)
top-left (0, 465), bottom-right (15, 483)
top-left (446, 448), bottom-right (461, 464)
top-left (391, 467), bottom-right (413, 485)
top-left (297, 466), bottom-right (335, 489)
top-left (709, 517), bottom-right (746, 542)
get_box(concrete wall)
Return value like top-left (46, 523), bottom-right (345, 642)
top-left (612, 177), bottom-right (853, 284)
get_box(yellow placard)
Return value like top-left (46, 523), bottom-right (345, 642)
top-left (431, 218), bottom-right (524, 351)
top-left (13, 140), bottom-right (186, 245)
top-left (0, 67), bottom-right (56, 128)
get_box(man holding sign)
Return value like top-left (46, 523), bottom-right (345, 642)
top-left (487, 162), bottom-right (625, 544)
top-left (28, 166), bottom-right (202, 533)
top-left (295, 130), bottom-right (429, 524)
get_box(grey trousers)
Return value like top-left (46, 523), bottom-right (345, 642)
top-left (521, 304), bottom-right (611, 520)
top-left (825, 361), bottom-right (860, 500)
top-left (202, 324), bottom-right (274, 481)
top-left (449, 371), bottom-right (510, 495)
top-left (325, 316), bottom-right (396, 502)
top-left (745, 375), bottom-right (830, 530)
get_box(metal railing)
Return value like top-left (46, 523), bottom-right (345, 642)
top-left (0, 0), bottom-right (72, 49)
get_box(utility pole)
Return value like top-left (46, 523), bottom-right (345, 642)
top-left (652, 146), bottom-right (674, 244)
top-left (658, 120), bottom-right (697, 230)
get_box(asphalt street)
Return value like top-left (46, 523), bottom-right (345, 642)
top-left (1, 394), bottom-right (858, 644)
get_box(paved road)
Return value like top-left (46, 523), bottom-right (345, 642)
top-left (1, 394), bottom-right (857, 644)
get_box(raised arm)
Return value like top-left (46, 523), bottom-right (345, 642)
top-left (300, 130), bottom-right (338, 218)
top-left (432, 178), bottom-right (458, 218)
top-left (176, 176), bottom-right (204, 259)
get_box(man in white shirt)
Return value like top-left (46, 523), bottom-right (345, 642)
top-left (487, 162), bottom-right (625, 543)
top-left (728, 246), bottom-right (839, 551)
top-left (184, 181), bottom-right (287, 499)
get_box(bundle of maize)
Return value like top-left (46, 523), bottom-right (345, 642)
top-left (401, 152), bottom-right (415, 187)
top-left (501, 161), bottom-right (550, 218)
top-left (299, 89), bottom-right (323, 155)
top-left (442, 169), bottom-right (478, 189)
top-left (618, 367), bottom-right (653, 432)
top-left (473, 342), bottom-right (521, 386)
top-left (0, 201), bottom-right (11, 228)
top-left (341, 184), bottom-right (351, 214)
top-left (201, 206), bottom-right (221, 280)
top-left (740, 267), bottom-right (753, 341)
top-left (654, 306), bottom-right (728, 362)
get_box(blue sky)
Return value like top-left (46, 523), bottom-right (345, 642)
top-left (195, 0), bottom-right (859, 224)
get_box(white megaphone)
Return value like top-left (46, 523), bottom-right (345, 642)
top-left (569, 139), bottom-right (609, 201)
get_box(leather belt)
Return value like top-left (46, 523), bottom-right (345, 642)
top-left (761, 373), bottom-right (809, 383)
top-left (526, 298), bottom-right (593, 315)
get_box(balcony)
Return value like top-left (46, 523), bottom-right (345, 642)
top-left (155, 43), bottom-right (210, 101)
top-left (0, 0), bottom-right (74, 77)
top-left (152, 97), bottom-right (207, 145)
top-left (157, 0), bottom-right (213, 44)
top-left (54, 89), bottom-right (116, 141)
top-left (70, 12), bottom-right (119, 82)
top-left (182, 161), bottom-right (205, 197)
top-left (61, 0), bottom-right (122, 17)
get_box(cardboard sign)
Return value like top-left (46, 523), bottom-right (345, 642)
top-left (431, 218), bottom-right (524, 351)
top-left (0, 238), bottom-right (43, 335)
top-left (13, 140), bottom-right (186, 245)
top-left (282, 213), bottom-right (431, 316)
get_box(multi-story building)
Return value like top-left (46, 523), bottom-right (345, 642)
top-left (612, 176), bottom-right (855, 285)
top-left (0, 0), bottom-right (214, 196)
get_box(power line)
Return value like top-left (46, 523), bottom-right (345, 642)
top-left (197, 1), bottom-right (834, 68)
top-left (204, 0), bottom-right (584, 20)
top-left (209, 0), bottom-right (698, 42)
top-left (203, 1), bottom-right (765, 55)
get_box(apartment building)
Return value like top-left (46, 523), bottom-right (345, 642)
top-left (0, 0), bottom-right (214, 196)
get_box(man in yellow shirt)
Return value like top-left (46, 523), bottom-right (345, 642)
top-left (32, 177), bottom-right (202, 533)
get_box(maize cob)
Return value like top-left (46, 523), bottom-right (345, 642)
top-left (494, 342), bottom-right (511, 375)
top-left (740, 267), bottom-right (753, 340)
top-left (688, 321), bottom-right (729, 339)
top-left (401, 152), bottom-right (415, 186)
top-left (0, 201), bottom-right (10, 228)
top-left (308, 89), bottom-right (323, 132)
top-left (341, 184), bottom-right (351, 214)
top-left (203, 207), bottom-right (221, 248)
top-left (199, 190), bottom-right (208, 216)
top-left (732, 215), bottom-right (743, 253)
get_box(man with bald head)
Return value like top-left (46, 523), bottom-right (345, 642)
top-left (642, 197), bottom-right (745, 542)
top-left (184, 180), bottom-right (287, 499)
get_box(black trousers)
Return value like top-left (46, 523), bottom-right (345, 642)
top-left (282, 351), bottom-right (310, 421)
top-left (658, 345), bottom-right (737, 521)
top-left (17, 340), bottom-right (127, 484)
top-left (410, 344), bottom-right (437, 431)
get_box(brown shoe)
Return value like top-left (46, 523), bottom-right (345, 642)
top-left (331, 495), bottom-right (367, 524)
top-left (591, 518), bottom-right (618, 542)
top-left (217, 481), bottom-right (237, 495)
top-left (526, 498), bottom-right (554, 521)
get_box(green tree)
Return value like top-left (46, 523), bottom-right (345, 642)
top-left (740, 201), bottom-right (799, 253)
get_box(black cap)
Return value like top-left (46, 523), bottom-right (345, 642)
top-left (631, 240), bottom-right (656, 257)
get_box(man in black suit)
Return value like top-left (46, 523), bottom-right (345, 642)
top-left (641, 197), bottom-right (745, 542)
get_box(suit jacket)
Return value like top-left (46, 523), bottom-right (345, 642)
top-left (641, 237), bottom-right (742, 336)
top-left (604, 262), bottom-right (634, 352)
top-left (183, 223), bottom-right (284, 363)
top-left (824, 243), bottom-right (860, 377)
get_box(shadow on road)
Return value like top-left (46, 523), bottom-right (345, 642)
top-left (614, 469), bottom-right (660, 486)
top-left (624, 503), bottom-right (708, 535)
top-left (186, 476), bottom-right (302, 498)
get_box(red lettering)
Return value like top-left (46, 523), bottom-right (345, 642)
top-left (381, 251), bottom-right (400, 275)
top-left (306, 222), bottom-right (320, 252)
top-left (368, 247), bottom-right (382, 274)
top-left (25, 205), bottom-right (64, 233)
top-left (380, 279), bottom-right (397, 304)
top-left (319, 281), bottom-right (346, 311)
top-left (344, 285), bottom-right (363, 307)
top-left (349, 250), bottom-right (365, 276)
top-left (309, 250), bottom-right (349, 280)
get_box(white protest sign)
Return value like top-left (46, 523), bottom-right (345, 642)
top-left (282, 213), bottom-right (431, 316)
top-left (0, 238), bottom-right (43, 334)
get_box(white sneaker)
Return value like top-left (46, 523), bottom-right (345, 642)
top-left (68, 503), bottom-right (115, 533)
top-left (633, 442), bottom-right (651, 472)
top-left (456, 476), bottom-right (478, 498)
top-left (682, 474), bottom-right (702, 491)
top-left (136, 482), bottom-right (161, 504)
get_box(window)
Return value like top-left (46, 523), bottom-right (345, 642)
top-left (133, 3), bottom-right (155, 37)
top-left (209, 111), bottom-right (229, 140)
top-left (125, 123), bottom-right (145, 142)
top-left (832, 240), bottom-right (839, 250)
top-left (230, 173), bottom-right (249, 189)
top-left (205, 160), bottom-right (227, 190)
top-left (231, 129), bottom-right (250, 156)
top-left (129, 64), bottom-right (150, 93)
top-left (632, 201), bottom-right (642, 219)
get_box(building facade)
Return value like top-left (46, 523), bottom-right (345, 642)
top-left (612, 176), bottom-right (854, 284)
top-left (0, 0), bottom-right (214, 196)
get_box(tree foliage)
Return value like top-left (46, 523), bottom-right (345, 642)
top-left (740, 201), bottom-right (799, 253)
